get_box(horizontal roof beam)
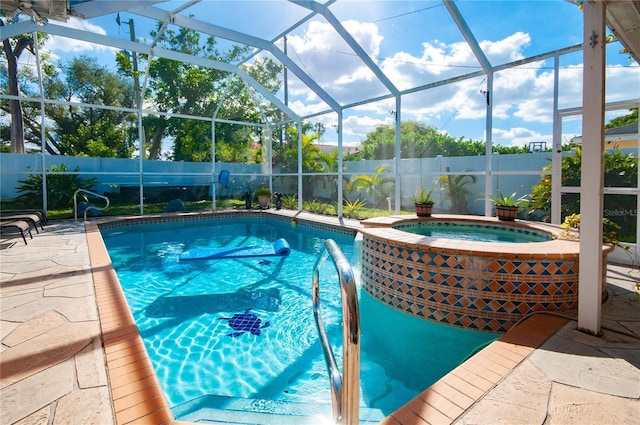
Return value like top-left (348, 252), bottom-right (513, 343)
top-left (3, 20), bottom-right (300, 121)
top-left (290, 0), bottom-right (400, 97)
top-left (130, 4), bottom-right (341, 112)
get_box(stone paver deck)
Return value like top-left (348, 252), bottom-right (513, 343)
top-left (1, 220), bottom-right (113, 425)
top-left (1, 217), bottom-right (639, 425)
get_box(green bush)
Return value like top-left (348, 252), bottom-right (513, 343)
top-left (561, 213), bottom-right (622, 245)
top-left (16, 163), bottom-right (97, 209)
top-left (530, 148), bottom-right (637, 242)
top-left (281, 194), bottom-right (298, 209)
top-left (343, 198), bottom-right (367, 218)
top-left (303, 198), bottom-right (326, 214)
top-left (254, 187), bottom-right (272, 196)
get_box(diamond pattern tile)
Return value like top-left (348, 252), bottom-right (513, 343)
top-left (361, 233), bottom-right (591, 333)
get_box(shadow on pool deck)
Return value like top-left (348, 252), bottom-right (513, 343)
top-left (1, 217), bottom-right (639, 425)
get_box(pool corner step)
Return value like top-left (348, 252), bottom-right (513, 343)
top-left (173, 395), bottom-right (385, 424)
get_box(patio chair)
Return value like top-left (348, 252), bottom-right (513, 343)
top-left (0, 220), bottom-right (33, 245)
top-left (0, 212), bottom-right (45, 232)
top-left (2, 209), bottom-right (48, 224)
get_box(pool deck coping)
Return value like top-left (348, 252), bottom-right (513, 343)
top-left (1, 213), bottom-right (638, 425)
top-left (359, 214), bottom-right (610, 259)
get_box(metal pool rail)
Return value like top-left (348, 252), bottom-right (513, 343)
top-left (312, 239), bottom-right (361, 425)
top-left (74, 189), bottom-right (110, 222)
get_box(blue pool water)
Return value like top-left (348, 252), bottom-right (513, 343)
top-left (395, 221), bottom-right (553, 243)
top-left (101, 217), bottom-right (497, 423)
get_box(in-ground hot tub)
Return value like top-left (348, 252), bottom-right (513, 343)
top-left (359, 215), bottom-right (613, 333)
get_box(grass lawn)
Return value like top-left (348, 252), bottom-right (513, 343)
top-left (1, 198), bottom-right (408, 220)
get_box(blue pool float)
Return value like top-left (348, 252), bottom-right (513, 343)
top-left (179, 238), bottom-right (290, 261)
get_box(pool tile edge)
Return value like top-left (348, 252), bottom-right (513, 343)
top-left (86, 222), bottom-right (174, 425)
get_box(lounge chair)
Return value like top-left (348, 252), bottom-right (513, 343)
top-left (0, 212), bottom-right (45, 232)
top-left (2, 209), bottom-right (48, 224)
top-left (0, 220), bottom-right (33, 245)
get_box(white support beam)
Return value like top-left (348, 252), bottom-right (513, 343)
top-left (0, 20), bottom-right (37, 40)
top-left (70, 1), bottom-right (165, 19)
top-left (290, 0), bottom-right (399, 97)
top-left (3, 20), bottom-right (301, 122)
top-left (551, 55), bottom-right (563, 225)
top-left (337, 109), bottom-right (344, 218)
top-left (130, 5), bottom-right (341, 112)
top-left (483, 73), bottom-right (494, 217)
top-left (443, 0), bottom-right (493, 73)
top-left (578, 0), bottom-right (606, 335)
top-left (394, 96), bottom-right (401, 214)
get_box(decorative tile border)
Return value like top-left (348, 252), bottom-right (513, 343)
top-left (358, 217), bottom-right (611, 333)
top-left (97, 211), bottom-right (283, 230)
top-left (96, 211), bottom-right (359, 238)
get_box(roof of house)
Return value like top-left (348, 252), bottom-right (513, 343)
top-left (606, 122), bottom-right (638, 136)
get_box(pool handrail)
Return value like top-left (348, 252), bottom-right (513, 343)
top-left (312, 239), bottom-right (360, 425)
top-left (74, 189), bottom-right (110, 222)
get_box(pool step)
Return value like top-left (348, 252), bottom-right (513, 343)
top-left (173, 395), bottom-right (385, 424)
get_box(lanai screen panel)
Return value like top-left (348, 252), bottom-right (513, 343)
top-left (331, 1), bottom-right (482, 91)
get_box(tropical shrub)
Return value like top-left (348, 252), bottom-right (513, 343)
top-left (487, 191), bottom-right (529, 207)
top-left (529, 148), bottom-right (637, 242)
top-left (303, 198), bottom-right (327, 214)
top-left (409, 187), bottom-right (435, 205)
top-left (436, 167), bottom-right (477, 214)
top-left (15, 163), bottom-right (97, 209)
top-left (561, 213), bottom-right (622, 245)
top-left (347, 165), bottom-right (394, 208)
top-left (254, 187), bottom-right (272, 197)
top-left (281, 194), bottom-right (298, 209)
top-left (343, 198), bottom-right (367, 218)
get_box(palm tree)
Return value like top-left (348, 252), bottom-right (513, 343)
top-left (282, 126), bottom-right (323, 199)
top-left (347, 165), bottom-right (394, 208)
top-left (436, 167), bottom-right (477, 214)
top-left (283, 126), bottom-right (322, 173)
top-left (318, 148), bottom-right (340, 201)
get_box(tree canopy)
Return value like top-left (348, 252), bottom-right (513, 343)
top-left (605, 108), bottom-right (638, 129)
top-left (2, 23), bottom-right (283, 161)
top-left (1, 50), bottom-right (135, 156)
top-left (47, 56), bottom-right (136, 157)
top-left (345, 121), bottom-right (532, 160)
top-left (116, 23), bottom-right (284, 162)
top-left (0, 27), bottom-right (49, 153)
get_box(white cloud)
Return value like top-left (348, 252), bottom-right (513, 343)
top-left (491, 127), bottom-right (549, 148)
top-left (480, 32), bottom-right (531, 64)
top-left (285, 18), bottom-right (540, 120)
top-left (283, 17), bottom-right (638, 149)
top-left (380, 40), bottom-right (479, 90)
top-left (605, 63), bottom-right (640, 102)
top-left (285, 19), bottom-right (388, 104)
top-left (288, 21), bottom-right (553, 146)
top-left (342, 114), bottom-right (388, 140)
top-left (287, 99), bottom-right (332, 117)
top-left (46, 18), bottom-right (115, 55)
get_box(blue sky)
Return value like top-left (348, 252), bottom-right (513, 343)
top-left (30, 0), bottom-right (640, 149)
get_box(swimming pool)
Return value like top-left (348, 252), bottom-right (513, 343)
top-left (101, 216), bottom-right (497, 423)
